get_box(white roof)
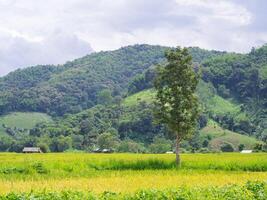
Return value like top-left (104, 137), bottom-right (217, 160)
top-left (165, 151), bottom-right (174, 154)
top-left (22, 147), bottom-right (41, 152)
top-left (240, 150), bottom-right (252, 153)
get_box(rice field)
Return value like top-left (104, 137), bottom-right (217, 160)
top-left (0, 153), bottom-right (266, 199)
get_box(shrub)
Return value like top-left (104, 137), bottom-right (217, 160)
top-left (117, 140), bottom-right (146, 153)
top-left (221, 142), bottom-right (234, 152)
top-left (148, 136), bottom-right (172, 153)
top-left (37, 143), bottom-right (50, 153)
top-left (31, 162), bottom-right (49, 174)
top-left (238, 143), bottom-right (245, 151)
top-left (0, 167), bottom-right (29, 175)
top-left (253, 143), bottom-right (263, 151)
top-left (202, 139), bottom-right (209, 148)
top-left (97, 132), bottom-right (120, 150)
top-left (91, 159), bottom-right (176, 170)
top-left (198, 148), bottom-right (210, 153)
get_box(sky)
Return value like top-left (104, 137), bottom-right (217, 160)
top-left (0, 0), bottom-right (267, 76)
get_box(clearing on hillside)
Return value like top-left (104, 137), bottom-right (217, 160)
top-left (0, 112), bottom-right (52, 136)
top-left (200, 120), bottom-right (260, 151)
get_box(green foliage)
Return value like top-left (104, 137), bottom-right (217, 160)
top-left (200, 120), bottom-right (260, 151)
top-left (202, 46), bottom-right (267, 138)
top-left (0, 181), bottom-right (265, 200)
top-left (97, 89), bottom-right (113, 105)
top-left (154, 47), bottom-right (200, 138)
top-left (31, 162), bottom-right (49, 174)
top-left (0, 45), bottom-right (168, 116)
top-left (92, 159), bottom-right (176, 170)
top-left (0, 112), bottom-right (52, 129)
top-left (148, 136), bottom-right (172, 153)
top-left (220, 142), bottom-right (235, 152)
top-left (0, 135), bottom-right (12, 151)
top-left (128, 68), bottom-right (156, 94)
top-left (0, 44), bottom-right (226, 117)
top-left (50, 136), bottom-right (72, 152)
top-left (97, 132), bottom-right (120, 150)
top-left (239, 144), bottom-right (245, 151)
top-left (0, 44), bottom-right (266, 152)
top-left (154, 47), bottom-right (200, 164)
top-left (122, 89), bottom-right (154, 107)
top-left (0, 112), bottom-right (53, 152)
top-left (117, 140), bottom-right (146, 153)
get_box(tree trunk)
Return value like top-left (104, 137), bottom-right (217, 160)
top-left (175, 135), bottom-right (181, 166)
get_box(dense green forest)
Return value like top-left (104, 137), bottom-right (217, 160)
top-left (0, 45), bottom-right (223, 116)
top-left (0, 44), bottom-right (266, 153)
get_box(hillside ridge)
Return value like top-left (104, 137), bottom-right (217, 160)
top-left (0, 44), bottom-right (266, 152)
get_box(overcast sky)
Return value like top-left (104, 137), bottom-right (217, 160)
top-left (0, 0), bottom-right (267, 76)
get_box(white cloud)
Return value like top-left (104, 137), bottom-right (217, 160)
top-left (0, 0), bottom-right (266, 75)
top-left (0, 30), bottom-right (93, 75)
top-left (0, 27), bottom-right (43, 42)
top-left (175, 0), bottom-right (252, 25)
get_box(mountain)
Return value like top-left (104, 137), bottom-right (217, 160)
top-left (0, 44), bottom-right (266, 152)
top-left (0, 45), bottom-right (224, 116)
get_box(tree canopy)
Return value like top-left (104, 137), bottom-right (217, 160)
top-left (154, 47), bottom-right (200, 165)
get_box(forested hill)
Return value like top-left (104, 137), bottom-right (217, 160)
top-left (0, 44), bottom-right (266, 152)
top-left (0, 45), bottom-right (224, 116)
top-left (201, 46), bottom-right (267, 138)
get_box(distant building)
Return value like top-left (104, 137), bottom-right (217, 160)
top-left (22, 147), bottom-right (43, 153)
top-left (240, 150), bottom-right (252, 153)
top-left (92, 148), bottom-right (114, 153)
top-left (92, 148), bottom-right (102, 153)
top-left (102, 149), bottom-right (114, 153)
top-left (165, 151), bottom-right (174, 154)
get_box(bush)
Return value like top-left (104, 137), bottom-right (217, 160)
top-left (117, 140), bottom-right (146, 153)
top-left (148, 136), bottom-right (172, 153)
top-left (202, 139), bottom-right (209, 148)
top-left (91, 159), bottom-right (176, 170)
top-left (0, 167), bottom-right (29, 175)
top-left (37, 143), bottom-right (50, 153)
top-left (238, 144), bottom-right (245, 151)
top-left (31, 162), bottom-right (49, 174)
top-left (97, 132), bottom-right (120, 150)
top-left (221, 142), bottom-right (234, 152)
top-left (253, 143), bottom-right (263, 151)
top-left (179, 148), bottom-right (188, 153)
top-left (246, 181), bottom-right (266, 200)
top-left (198, 148), bottom-right (210, 153)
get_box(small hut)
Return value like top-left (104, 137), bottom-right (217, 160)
top-left (22, 147), bottom-right (43, 153)
top-left (92, 148), bottom-right (102, 153)
top-left (102, 148), bottom-right (114, 153)
top-left (240, 150), bottom-right (252, 153)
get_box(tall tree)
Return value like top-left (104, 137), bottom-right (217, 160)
top-left (154, 47), bottom-right (200, 165)
top-left (97, 89), bottom-right (113, 105)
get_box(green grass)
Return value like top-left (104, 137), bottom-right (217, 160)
top-left (207, 95), bottom-right (240, 116)
top-left (122, 89), bottom-right (155, 107)
top-left (200, 120), bottom-right (260, 150)
top-left (0, 153), bottom-right (266, 178)
top-left (123, 83), bottom-right (242, 118)
top-left (0, 112), bottom-right (52, 129)
top-left (197, 80), bottom-right (244, 117)
top-left (0, 153), bottom-right (266, 196)
top-left (0, 127), bottom-right (9, 137)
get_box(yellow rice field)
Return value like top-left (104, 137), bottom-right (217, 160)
top-left (0, 171), bottom-right (266, 194)
top-left (0, 153), bottom-right (266, 194)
